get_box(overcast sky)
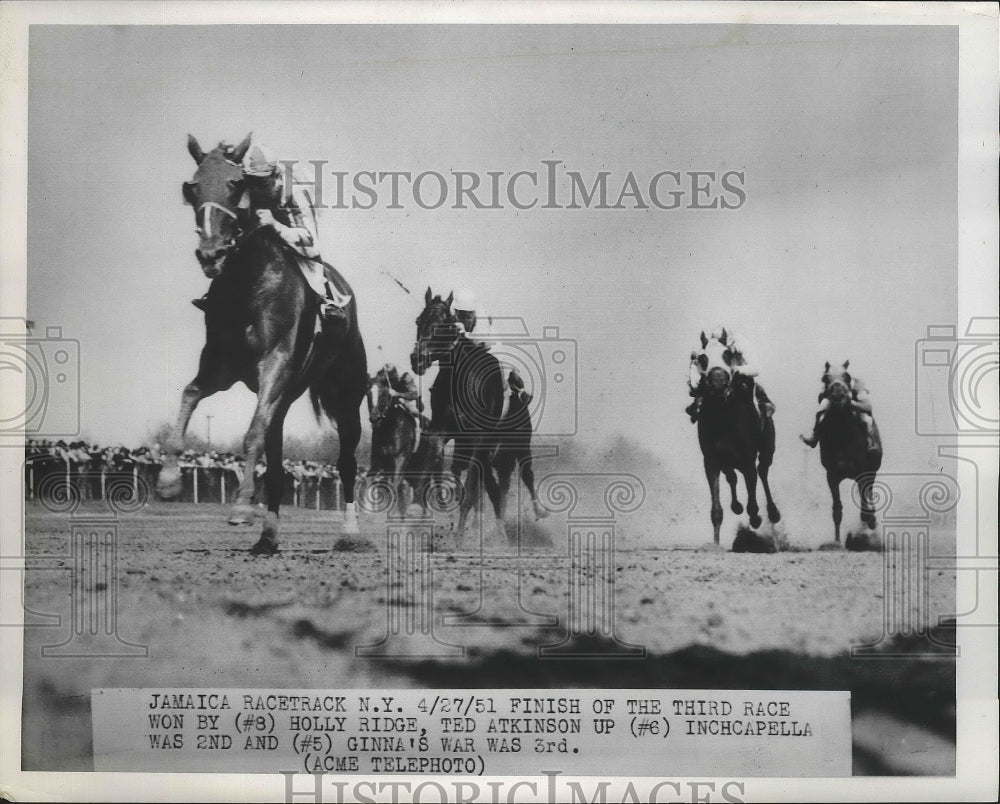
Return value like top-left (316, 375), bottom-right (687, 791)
top-left (27, 24), bottom-right (957, 491)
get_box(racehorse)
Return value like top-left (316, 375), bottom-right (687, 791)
top-left (695, 332), bottom-right (781, 546)
top-left (493, 370), bottom-right (549, 522)
top-left (813, 362), bottom-right (883, 545)
top-left (156, 134), bottom-right (367, 554)
top-left (410, 288), bottom-right (508, 538)
top-left (366, 367), bottom-right (428, 517)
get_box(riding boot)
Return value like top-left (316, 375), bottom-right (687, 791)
top-left (192, 294), bottom-right (209, 312)
top-left (685, 397), bottom-right (701, 423)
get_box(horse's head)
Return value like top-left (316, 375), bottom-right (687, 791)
top-left (410, 287), bottom-right (457, 375)
top-left (183, 133), bottom-right (252, 278)
top-left (822, 360), bottom-right (853, 408)
top-left (697, 332), bottom-right (735, 396)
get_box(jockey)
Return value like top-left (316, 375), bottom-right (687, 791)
top-left (380, 362), bottom-right (423, 447)
top-left (192, 143), bottom-right (351, 316)
top-left (452, 289), bottom-right (479, 336)
top-left (800, 366), bottom-right (876, 450)
top-left (381, 363), bottom-right (423, 419)
top-left (686, 327), bottom-right (776, 423)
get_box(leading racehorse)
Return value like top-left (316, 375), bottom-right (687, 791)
top-left (156, 134), bottom-right (367, 554)
top-left (812, 361), bottom-right (883, 545)
top-left (695, 332), bottom-right (780, 546)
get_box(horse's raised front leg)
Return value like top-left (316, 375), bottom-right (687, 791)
top-left (723, 468), bottom-right (743, 515)
top-left (157, 346), bottom-right (234, 499)
top-left (704, 458), bottom-right (723, 545)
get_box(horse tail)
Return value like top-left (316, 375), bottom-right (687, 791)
top-left (308, 382), bottom-right (336, 425)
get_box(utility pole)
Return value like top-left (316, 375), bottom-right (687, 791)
top-left (206, 415), bottom-right (213, 448)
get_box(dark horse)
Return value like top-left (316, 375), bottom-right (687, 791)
top-left (493, 369), bottom-right (549, 522)
top-left (366, 367), bottom-right (438, 517)
top-left (410, 288), bottom-right (508, 538)
top-left (812, 361), bottom-right (883, 545)
top-left (695, 332), bottom-right (780, 545)
top-left (156, 134), bottom-right (367, 554)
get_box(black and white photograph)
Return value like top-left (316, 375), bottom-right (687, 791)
top-left (0, 2), bottom-right (996, 801)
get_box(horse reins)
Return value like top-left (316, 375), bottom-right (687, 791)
top-left (197, 201), bottom-right (237, 239)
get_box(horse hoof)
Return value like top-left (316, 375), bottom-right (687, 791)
top-left (156, 469), bottom-right (182, 500)
top-left (249, 539), bottom-right (279, 556)
top-left (229, 505), bottom-right (256, 526)
top-left (749, 514), bottom-right (762, 529)
top-left (731, 502), bottom-right (744, 515)
top-left (767, 505), bottom-right (781, 523)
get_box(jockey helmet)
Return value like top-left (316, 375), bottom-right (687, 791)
top-left (244, 144), bottom-right (278, 177)
top-left (452, 289), bottom-right (477, 314)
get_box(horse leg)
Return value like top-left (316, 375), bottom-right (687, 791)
top-left (481, 450), bottom-right (506, 541)
top-left (231, 356), bottom-right (293, 527)
top-left (723, 468), bottom-right (743, 514)
top-left (517, 447), bottom-right (549, 520)
top-left (828, 472), bottom-right (843, 544)
top-left (494, 449), bottom-right (514, 531)
top-left (704, 459), bottom-right (723, 545)
top-left (742, 460), bottom-right (762, 529)
top-left (457, 450), bottom-right (483, 538)
top-left (391, 451), bottom-right (407, 519)
top-left (757, 457), bottom-right (781, 524)
top-left (332, 400), bottom-right (363, 535)
top-left (157, 348), bottom-right (234, 499)
top-left (858, 472), bottom-right (878, 530)
top-left (251, 400), bottom-right (292, 556)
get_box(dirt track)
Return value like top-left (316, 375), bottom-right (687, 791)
top-left (21, 500), bottom-right (956, 775)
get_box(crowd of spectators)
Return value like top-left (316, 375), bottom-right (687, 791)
top-left (24, 439), bottom-right (346, 505)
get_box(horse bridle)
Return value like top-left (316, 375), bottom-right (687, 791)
top-left (197, 200), bottom-right (267, 258)
top-left (197, 201), bottom-right (237, 239)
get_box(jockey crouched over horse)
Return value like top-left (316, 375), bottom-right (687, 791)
top-left (366, 363), bottom-right (444, 517)
top-left (688, 328), bottom-right (780, 546)
top-left (410, 288), bottom-right (548, 540)
top-left (800, 361), bottom-right (883, 547)
top-left (156, 134), bottom-right (367, 555)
